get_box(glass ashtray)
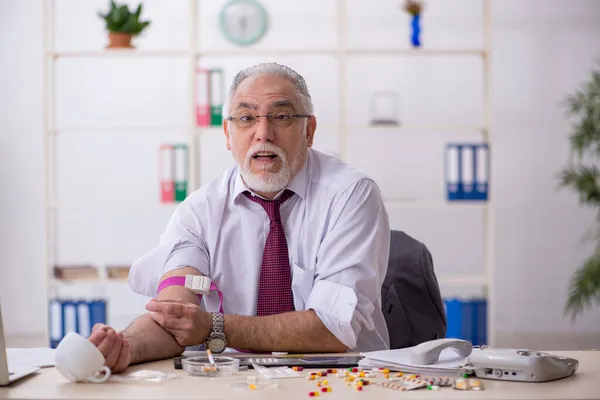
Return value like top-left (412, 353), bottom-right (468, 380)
top-left (181, 356), bottom-right (239, 377)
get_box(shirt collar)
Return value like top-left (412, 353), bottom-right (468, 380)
top-left (233, 151), bottom-right (309, 201)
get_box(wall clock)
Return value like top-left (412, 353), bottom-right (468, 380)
top-left (219, 0), bottom-right (269, 46)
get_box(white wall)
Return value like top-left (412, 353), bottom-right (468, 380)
top-left (1, 0), bottom-right (599, 348)
top-left (0, 0), bottom-right (47, 338)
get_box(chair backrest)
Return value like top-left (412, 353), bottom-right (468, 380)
top-left (381, 230), bottom-right (447, 349)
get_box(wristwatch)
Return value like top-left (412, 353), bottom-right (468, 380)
top-left (205, 312), bottom-right (227, 353)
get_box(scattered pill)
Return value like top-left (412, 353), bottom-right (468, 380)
top-left (355, 386), bottom-right (363, 391)
top-left (359, 371), bottom-right (366, 377)
top-left (351, 368), bottom-right (358, 373)
top-left (248, 384), bottom-right (257, 390)
top-left (317, 371), bottom-right (323, 377)
top-left (322, 379), bottom-right (329, 385)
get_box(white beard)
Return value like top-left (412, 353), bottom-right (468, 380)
top-left (235, 137), bottom-right (306, 194)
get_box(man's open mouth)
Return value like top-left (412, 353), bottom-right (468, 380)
top-left (252, 151), bottom-right (278, 160)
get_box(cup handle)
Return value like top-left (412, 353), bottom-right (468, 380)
top-left (86, 366), bottom-right (111, 383)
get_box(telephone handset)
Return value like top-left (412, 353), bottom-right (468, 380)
top-left (409, 338), bottom-right (473, 365)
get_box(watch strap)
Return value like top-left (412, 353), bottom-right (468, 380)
top-left (212, 312), bottom-right (224, 334)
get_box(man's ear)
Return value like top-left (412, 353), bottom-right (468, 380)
top-left (223, 120), bottom-right (231, 151)
top-left (306, 115), bottom-right (317, 148)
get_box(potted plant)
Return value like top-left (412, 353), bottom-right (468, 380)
top-left (559, 58), bottom-right (600, 320)
top-left (97, 1), bottom-right (151, 49)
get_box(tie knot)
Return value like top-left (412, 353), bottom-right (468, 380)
top-left (244, 189), bottom-right (294, 221)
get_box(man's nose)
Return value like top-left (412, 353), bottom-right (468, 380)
top-left (254, 116), bottom-right (274, 142)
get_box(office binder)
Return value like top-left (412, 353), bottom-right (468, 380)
top-left (444, 298), bottom-right (488, 346)
top-left (195, 67), bottom-right (210, 127)
top-left (210, 69), bottom-right (224, 126)
top-left (476, 145), bottom-right (489, 199)
top-left (48, 298), bottom-right (62, 349)
top-left (76, 300), bottom-right (91, 338)
top-left (88, 299), bottom-right (107, 329)
top-left (159, 144), bottom-right (174, 203)
top-left (62, 300), bottom-right (77, 337)
top-left (446, 145), bottom-right (460, 200)
top-left (48, 298), bottom-right (108, 348)
top-left (173, 144), bottom-right (188, 202)
top-left (445, 143), bottom-right (489, 201)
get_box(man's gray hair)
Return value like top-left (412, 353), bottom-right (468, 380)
top-left (222, 62), bottom-right (314, 117)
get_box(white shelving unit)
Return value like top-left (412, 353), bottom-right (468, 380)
top-left (43, 0), bottom-right (494, 345)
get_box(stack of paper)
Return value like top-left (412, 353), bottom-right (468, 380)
top-left (7, 348), bottom-right (56, 369)
top-left (359, 347), bottom-right (474, 376)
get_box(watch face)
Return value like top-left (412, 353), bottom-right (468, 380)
top-left (219, 0), bottom-right (268, 46)
top-left (208, 337), bottom-right (227, 353)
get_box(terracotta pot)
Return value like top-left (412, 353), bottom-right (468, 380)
top-left (106, 32), bottom-right (134, 49)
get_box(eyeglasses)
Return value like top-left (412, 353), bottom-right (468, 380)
top-left (226, 113), bottom-right (311, 130)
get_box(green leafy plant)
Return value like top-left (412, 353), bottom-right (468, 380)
top-left (98, 1), bottom-right (151, 35)
top-left (559, 58), bottom-right (600, 320)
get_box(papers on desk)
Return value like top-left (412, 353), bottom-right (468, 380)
top-left (7, 348), bottom-right (56, 369)
top-left (359, 347), bottom-right (472, 376)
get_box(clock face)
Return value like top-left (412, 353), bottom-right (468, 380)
top-left (219, 0), bottom-right (268, 46)
top-left (208, 337), bottom-right (227, 353)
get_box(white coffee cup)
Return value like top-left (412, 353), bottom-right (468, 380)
top-left (54, 332), bottom-right (111, 383)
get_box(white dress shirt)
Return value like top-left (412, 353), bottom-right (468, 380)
top-left (128, 148), bottom-right (391, 352)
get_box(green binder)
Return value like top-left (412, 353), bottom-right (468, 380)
top-left (173, 144), bottom-right (188, 201)
top-left (210, 68), bottom-right (224, 126)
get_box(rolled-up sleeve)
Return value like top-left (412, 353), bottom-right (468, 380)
top-left (305, 179), bottom-right (390, 350)
top-left (128, 200), bottom-right (210, 297)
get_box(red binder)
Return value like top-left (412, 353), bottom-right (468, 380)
top-left (159, 144), bottom-right (175, 202)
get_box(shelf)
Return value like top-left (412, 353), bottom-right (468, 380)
top-left (382, 198), bottom-right (488, 208)
top-left (346, 48), bottom-right (487, 57)
top-left (46, 50), bottom-right (189, 58)
top-left (47, 203), bottom-right (180, 211)
top-left (354, 124), bottom-right (487, 133)
top-left (197, 49), bottom-right (338, 57)
top-left (46, 48), bottom-right (487, 59)
top-left (437, 274), bottom-right (487, 286)
top-left (47, 126), bottom-right (192, 135)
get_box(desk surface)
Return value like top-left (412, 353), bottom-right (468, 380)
top-left (1, 351), bottom-right (599, 400)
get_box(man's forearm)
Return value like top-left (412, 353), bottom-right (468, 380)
top-left (224, 310), bottom-right (348, 353)
top-left (122, 313), bottom-right (185, 365)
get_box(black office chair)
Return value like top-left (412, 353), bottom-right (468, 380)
top-left (381, 230), bottom-right (447, 349)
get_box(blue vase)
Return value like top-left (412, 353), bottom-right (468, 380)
top-left (410, 14), bottom-right (421, 47)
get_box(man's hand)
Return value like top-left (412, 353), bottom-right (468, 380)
top-left (88, 324), bottom-right (131, 373)
top-left (145, 299), bottom-right (212, 347)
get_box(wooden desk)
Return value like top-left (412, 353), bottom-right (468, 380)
top-left (1, 351), bottom-right (599, 399)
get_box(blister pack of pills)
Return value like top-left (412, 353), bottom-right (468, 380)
top-left (251, 361), bottom-right (302, 379)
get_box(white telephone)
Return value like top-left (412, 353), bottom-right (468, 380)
top-left (408, 338), bottom-right (579, 382)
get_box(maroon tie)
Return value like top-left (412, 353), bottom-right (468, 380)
top-left (244, 190), bottom-right (295, 316)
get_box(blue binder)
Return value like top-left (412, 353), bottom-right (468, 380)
top-left (445, 143), bottom-right (490, 201)
top-left (444, 298), bottom-right (488, 346)
top-left (48, 298), bottom-right (108, 348)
